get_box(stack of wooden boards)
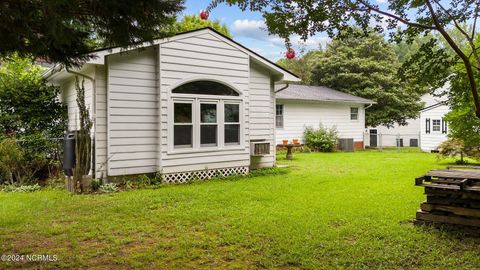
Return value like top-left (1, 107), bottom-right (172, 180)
top-left (415, 167), bottom-right (480, 230)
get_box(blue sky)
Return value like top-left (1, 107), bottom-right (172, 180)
top-left (182, 0), bottom-right (330, 61)
top-left (182, 0), bottom-right (397, 61)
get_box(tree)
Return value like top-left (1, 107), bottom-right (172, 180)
top-left (276, 50), bottom-right (323, 84)
top-left (208, 0), bottom-right (480, 118)
top-left (443, 35), bottom-right (480, 148)
top-left (174, 15), bottom-right (232, 38)
top-left (310, 32), bottom-right (425, 127)
top-left (0, 0), bottom-right (184, 67)
top-left (0, 54), bottom-right (67, 139)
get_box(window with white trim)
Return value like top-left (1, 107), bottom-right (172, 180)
top-left (350, 107), bottom-right (359, 120)
top-left (200, 103), bottom-right (218, 146)
top-left (276, 104), bottom-right (284, 128)
top-left (225, 103), bottom-right (240, 145)
top-left (171, 80), bottom-right (242, 150)
top-left (173, 102), bottom-right (193, 148)
top-left (432, 119), bottom-right (441, 132)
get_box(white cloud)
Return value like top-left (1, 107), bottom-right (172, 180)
top-left (231, 19), bottom-right (329, 56)
top-left (232, 19), bottom-right (271, 42)
top-left (376, 0), bottom-right (387, 3)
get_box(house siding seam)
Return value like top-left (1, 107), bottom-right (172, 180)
top-left (95, 65), bottom-right (108, 179)
top-left (106, 47), bottom-right (159, 176)
top-left (249, 63), bottom-right (276, 168)
top-left (158, 32), bottom-right (251, 174)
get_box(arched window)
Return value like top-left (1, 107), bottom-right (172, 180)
top-left (171, 80), bottom-right (241, 150)
top-left (172, 81), bottom-right (239, 96)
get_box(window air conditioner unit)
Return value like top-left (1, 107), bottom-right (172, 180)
top-left (251, 142), bottom-right (271, 156)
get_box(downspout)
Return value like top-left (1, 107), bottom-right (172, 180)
top-left (365, 103), bottom-right (373, 110)
top-left (65, 67), bottom-right (96, 179)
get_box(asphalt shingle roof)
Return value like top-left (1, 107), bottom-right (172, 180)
top-left (276, 84), bottom-right (374, 104)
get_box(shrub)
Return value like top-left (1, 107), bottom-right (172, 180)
top-left (303, 124), bottom-right (339, 152)
top-left (99, 183), bottom-right (118, 194)
top-left (3, 184), bottom-right (41, 192)
top-left (437, 138), bottom-right (480, 164)
top-left (90, 179), bottom-right (102, 192)
top-left (0, 138), bottom-right (28, 184)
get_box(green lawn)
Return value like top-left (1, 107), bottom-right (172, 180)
top-left (1, 150), bottom-right (480, 269)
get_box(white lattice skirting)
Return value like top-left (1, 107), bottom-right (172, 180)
top-left (161, 166), bottom-right (249, 184)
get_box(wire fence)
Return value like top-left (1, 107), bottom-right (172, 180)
top-left (364, 132), bottom-right (421, 151)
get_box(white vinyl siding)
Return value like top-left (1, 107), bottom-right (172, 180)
top-left (420, 104), bottom-right (450, 152)
top-left (159, 32), bottom-right (251, 174)
top-left (107, 47), bottom-right (159, 176)
top-left (61, 67), bottom-right (95, 131)
top-left (249, 63), bottom-right (276, 168)
top-left (94, 66), bottom-right (108, 179)
top-left (275, 101), bottom-right (365, 145)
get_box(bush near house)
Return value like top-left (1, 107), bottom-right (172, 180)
top-left (303, 125), bottom-right (339, 152)
top-left (0, 54), bottom-right (66, 185)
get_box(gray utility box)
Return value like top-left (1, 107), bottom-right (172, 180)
top-left (338, 138), bottom-right (354, 152)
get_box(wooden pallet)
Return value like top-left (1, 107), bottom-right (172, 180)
top-left (415, 168), bottom-right (480, 229)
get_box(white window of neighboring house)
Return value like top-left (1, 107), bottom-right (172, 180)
top-left (432, 119), bottom-right (441, 132)
top-left (350, 107), bottom-right (359, 120)
top-left (171, 80), bottom-right (242, 151)
top-left (276, 104), bottom-right (284, 128)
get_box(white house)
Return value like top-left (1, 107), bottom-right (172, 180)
top-left (420, 102), bottom-right (450, 152)
top-left (275, 85), bottom-right (374, 150)
top-left (44, 27), bottom-right (300, 183)
top-left (365, 87), bottom-right (450, 150)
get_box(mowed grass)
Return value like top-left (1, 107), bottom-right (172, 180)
top-left (1, 150), bottom-right (480, 269)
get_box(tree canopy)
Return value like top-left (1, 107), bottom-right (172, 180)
top-left (0, 54), bottom-right (67, 138)
top-left (0, 0), bottom-right (185, 67)
top-left (310, 32), bottom-right (425, 127)
top-left (208, 0), bottom-right (480, 118)
top-left (174, 15), bottom-right (232, 38)
top-left (276, 50), bottom-right (323, 84)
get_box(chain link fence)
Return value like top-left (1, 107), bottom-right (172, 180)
top-left (364, 132), bottom-right (421, 150)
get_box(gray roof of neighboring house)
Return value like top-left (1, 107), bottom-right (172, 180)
top-left (276, 84), bottom-right (375, 104)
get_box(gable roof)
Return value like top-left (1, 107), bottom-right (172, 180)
top-left (276, 84), bottom-right (374, 104)
top-left (45, 27), bottom-right (299, 82)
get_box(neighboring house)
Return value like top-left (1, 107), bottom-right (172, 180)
top-left (275, 85), bottom-right (374, 150)
top-left (420, 102), bottom-right (450, 152)
top-left (365, 86), bottom-right (449, 150)
top-left (44, 27), bottom-right (299, 183)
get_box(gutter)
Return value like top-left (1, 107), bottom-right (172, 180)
top-left (65, 67), bottom-right (97, 178)
top-left (274, 82), bottom-right (290, 93)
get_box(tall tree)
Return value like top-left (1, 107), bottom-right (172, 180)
top-left (0, 0), bottom-right (185, 66)
top-left (276, 50), bottom-right (323, 84)
top-left (311, 32), bottom-right (425, 127)
top-left (208, 0), bottom-right (480, 118)
top-left (174, 15), bottom-right (232, 38)
top-left (0, 54), bottom-right (67, 138)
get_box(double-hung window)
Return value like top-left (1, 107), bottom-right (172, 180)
top-left (173, 102), bottom-right (193, 148)
top-left (200, 103), bottom-right (218, 147)
top-left (225, 103), bottom-right (240, 145)
top-left (276, 104), bottom-right (284, 128)
top-left (432, 119), bottom-right (441, 132)
top-left (171, 80), bottom-right (242, 151)
top-left (350, 107), bottom-right (359, 120)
